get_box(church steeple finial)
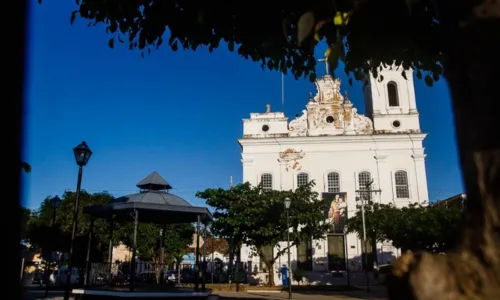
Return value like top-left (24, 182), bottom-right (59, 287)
top-left (318, 56), bottom-right (330, 76)
top-left (266, 104), bottom-right (271, 113)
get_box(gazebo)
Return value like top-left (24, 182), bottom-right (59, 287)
top-left (78, 171), bottom-right (213, 298)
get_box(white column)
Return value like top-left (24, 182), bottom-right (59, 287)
top-left (241, 157), bottom-right (254, 184)
top-left (406, 72), bottom-right (418, 114)
top-left (411, 153), bottom-right (429, 204)
top-left (374, 154), bottom-right (389, 203)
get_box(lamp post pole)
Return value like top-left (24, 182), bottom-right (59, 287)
top-left (64, 142), bottom-right (92, 300)
top-left (355, 180), bottom-right (381, 294)
top-left (359, 193), bottom-right (369, 293)
top-left (64, 166), bottom-right (83, 300)
top-left (284, 197), bottom-right (292, 299)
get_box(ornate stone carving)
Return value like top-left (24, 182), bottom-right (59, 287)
top-left (278, 148), bottom-right (305, 172)
top-left (288, 74), bottom-right (374, 136)
top-left (352, 108), bottom-right (374, 135)
top-left (288, 109), bottom-right (308, 136)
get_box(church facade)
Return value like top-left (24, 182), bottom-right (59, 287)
top-left (237, 66), bottom-right (428, 284)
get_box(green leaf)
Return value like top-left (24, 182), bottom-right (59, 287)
top-left (108, 38), bottom-right (114, 49)
top-left (308, 73), bottom-right (317, 82)
top-left (424, 74), bottom-right (434, 86)
top-left (401, 70), bottom-right (407, 80)
top-left (70, 11), bottom-right (77, 24)
top-left (171, 40), bottom-right (178, 51)
top-left (21, 162), bottom-right (31, 173)
top-left (297, 11), bottom-right (315, 43)
top-left (416, 70), bottom-right (423, 79)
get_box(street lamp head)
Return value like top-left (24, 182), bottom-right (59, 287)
top-left (461, 193), bottom-right (466, 199)
top-left (284, 197), bottom-right (291, 209)
top-left (73, 141), bottom-right (92, 167)
top-left (51, 195), bottom-right (62, 209)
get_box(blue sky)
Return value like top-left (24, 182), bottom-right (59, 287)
top-left (23, 1), bottom-right (463, 209)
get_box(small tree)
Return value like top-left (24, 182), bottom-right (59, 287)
top-left (26, 191), bottom-right (116, 267)
top-left (348, 202), bottom-right (462, 253)
top-left (197, 181), bottom-right (329, 286)
top-left (164, 223), bottom-right (195, 284)
top-left (118, 222), bottom-right (194, 284)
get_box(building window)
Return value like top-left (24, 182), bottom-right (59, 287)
top-left (327, 172), bottom-right (340, 192)
top-left (387, 81), bottom-right (399, 107)
top-left (297, 173), bottom-right (309, 187)
top-left (260, 173), bottom-right (273, 190)
top-left (358, 171), bottom-right (372, 191)
top-left (297, 239), bottom-right (313, 271)
top-left (395, 170), bottom-right (410, 198)
top-left (259, 245), bottom-right (274, 272)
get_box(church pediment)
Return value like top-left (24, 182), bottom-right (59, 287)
top-left (289, 76), bottom-right (373, 136)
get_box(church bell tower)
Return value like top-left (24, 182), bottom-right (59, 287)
top-left (363, 65), bottom-right (421, 133)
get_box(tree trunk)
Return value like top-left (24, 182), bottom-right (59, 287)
top-left (265, 262), bottom-right (275, 287)
top-left (175, 256), bottom-right (182, 285)
top-left (227, 237), bottom-right (234, 283)
top-left (387, 2), bottom-right (500, 299)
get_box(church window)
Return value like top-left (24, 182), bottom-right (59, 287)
top-left (297, 173), bottom-right (309, 187)
top-left (327, 172), bottom-right (340, 192)
top-left (358, 171), bottom-right (372, 191)
top-left (262, 124), bottom-right (270, 132)
top-left (392, 120), bottom-right (401, 128)
top-left (395, 171), bottom-right (410, 198)
top-left (387, 81), bottom-right (399, 107)
top-left (260, 173), bottom-right (273, 190)
top-left (326, 116), bottom-right (334, 123)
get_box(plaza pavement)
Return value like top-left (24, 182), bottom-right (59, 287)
top-left (25, 287), bottom-right (387, 300)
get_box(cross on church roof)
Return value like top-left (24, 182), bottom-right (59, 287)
top-left (318, 56), bottom-right (330, 76)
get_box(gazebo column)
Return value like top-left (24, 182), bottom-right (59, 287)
top-left (160, 224), bottom-right (166, 287)
top-left (84, 218), bottom-right (95, 288)
top-left (107, 218), bottom-right (114, 285)
top-left (130, 209), bottom-right (139, 292)
top-left (195, 215), bottom-right (201, 291)
top-left (202, 222), bottom-right (207, 291)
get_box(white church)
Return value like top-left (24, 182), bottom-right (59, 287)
top-left (237, 65), bottom-right (429, 284)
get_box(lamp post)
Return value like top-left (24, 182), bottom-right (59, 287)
top-left (355, 180), bottom-right (381, 293)
top-left (284, 197), bottom-right (292, 299)
top-left (355, 195), bottom-right (369, 292)
top-left (44, 196), bottom-right (62, 297)
top-left (64, 141), bottom-right (92, 300)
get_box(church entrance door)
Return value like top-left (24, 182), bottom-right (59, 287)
top-left (327, 234), bottom-right (346, 271)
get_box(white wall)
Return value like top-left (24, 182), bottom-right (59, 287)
top-left (240, 134), bottom-right (428, 205)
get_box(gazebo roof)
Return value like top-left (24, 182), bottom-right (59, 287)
top-left (136, 171), bottom-right (172, 190)
top-left (83, 171), bottom-right (212, 224)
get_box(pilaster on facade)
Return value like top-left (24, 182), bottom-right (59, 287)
top-left (411, 153), bottom-right (426, 161)
top-left (374, 154), bottom-right (388, 162)
top-left (241, 158), bottom-right (254, 166)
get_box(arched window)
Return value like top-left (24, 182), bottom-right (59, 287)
top-left (387, 81), bottom-right (399, 107)
top-left (358, 171), bottom-right (372, 192)
top-left (327, 172), bottom-right (340, 192)
top-left (260, 173), bottom-right (273, 190)
top-left (297, 173), bottom-right (309, 187)
top-left (395, 171), bottom-right (410, 198)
